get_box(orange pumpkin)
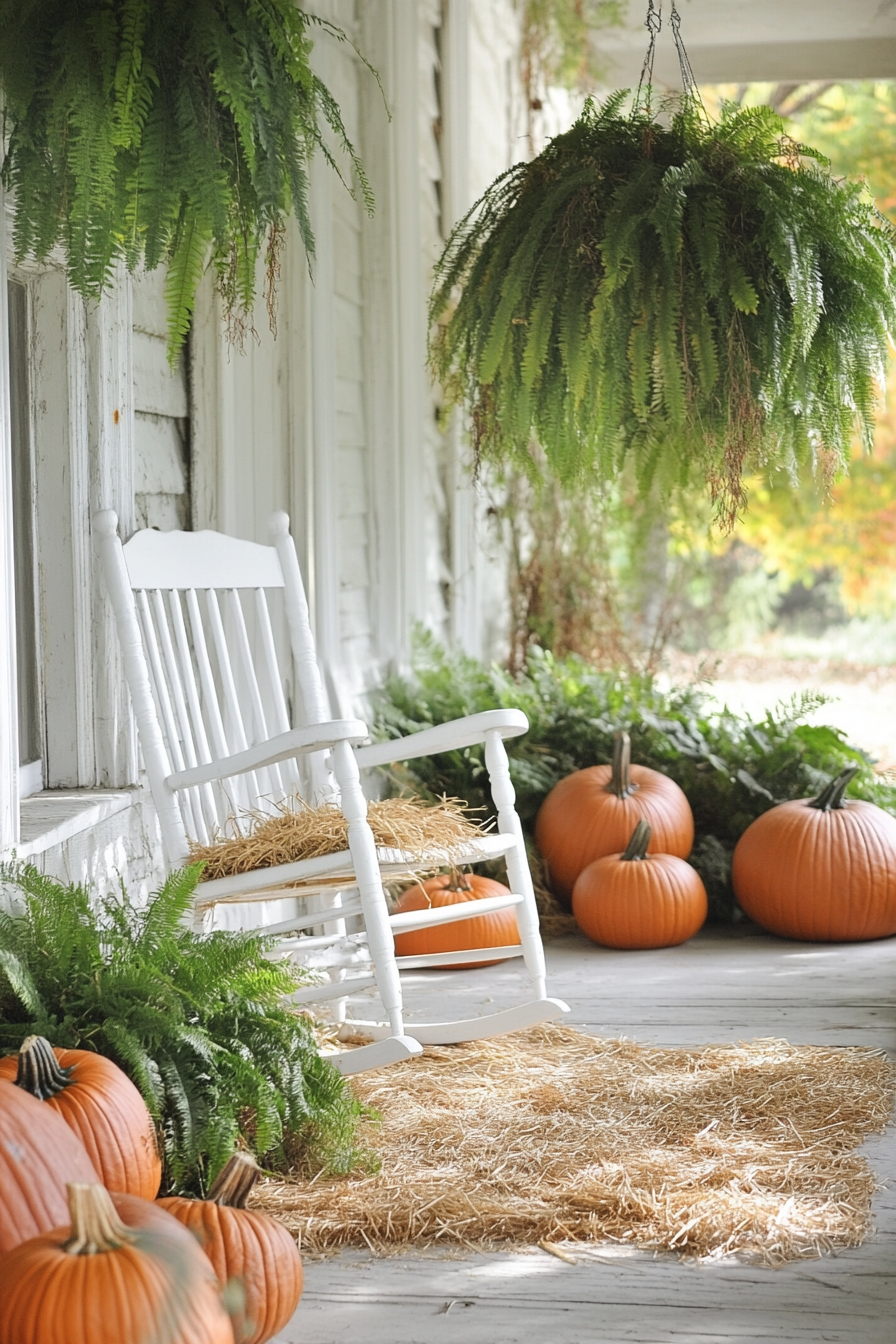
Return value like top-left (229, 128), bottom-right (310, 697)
top-left (0, 1183), bottom-right (232, 1344)
top-left (0, 1035), bottom-right (161, 1200)
top-left (159, 1153), bottom-right (303, 1344)
top-left (535, 732), bottom-right (694, 903)
top-left (572, 820), bottom-right (707, 949)
top-left (732, 766), bottom-right (896, 942)
top-left (0, 1078), bottom-right (100, 1255)
top-left (392, 873), bottom-right (521, 969)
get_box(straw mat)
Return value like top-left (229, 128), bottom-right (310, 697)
top-left (256, 1023), bottom-right (895, 1264)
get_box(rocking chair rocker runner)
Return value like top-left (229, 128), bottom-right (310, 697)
top-left (95, 509), bottom-right (568, 1074)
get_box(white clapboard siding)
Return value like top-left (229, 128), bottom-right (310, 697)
top-left (131, 269), bottom-right (190, 534)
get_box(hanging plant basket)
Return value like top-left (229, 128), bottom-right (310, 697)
top-left (429, 91), bottom-right (896, 525)
top-left (0, 0), bottom-right (375, 360)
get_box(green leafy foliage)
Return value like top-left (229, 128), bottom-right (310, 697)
top-left (0, 862), bottom-right (372, 1194)
top-left (375, 633), bottom-right (896, 921)
top-left (430, 94), bottom-right (896, 528)
top-left (0, 1), bottom-right (375, 360)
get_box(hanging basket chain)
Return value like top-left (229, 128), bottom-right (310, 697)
top-left (634, 0), bottom-right (662, 111)
top-left (669, 0), bottom-right (708, 114)
top-left (635, 0), bottom-right (707, 115)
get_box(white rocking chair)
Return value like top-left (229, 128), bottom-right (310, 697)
top-left (95, 509), bottom-right (568, 1074)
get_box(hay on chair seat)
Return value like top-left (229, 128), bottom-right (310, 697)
top-left (254, 1024), bottom-right (895, 1264)
top-left (189, 795), bottom-right (490, 881)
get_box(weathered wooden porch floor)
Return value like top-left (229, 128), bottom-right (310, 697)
top-left (274, 928), bottom-right (896, 1344)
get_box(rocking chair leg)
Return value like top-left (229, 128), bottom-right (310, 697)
top-left (485, 729), bottom-right (548, 998)
top-left (332, 740), bottom-right (407, 1039)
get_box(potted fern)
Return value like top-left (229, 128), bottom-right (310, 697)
top-left (0, 862), bottom-right (371, 1193)
top-left (430, 93), bottom-right (896, 526)
top-left (0, 0), bottom-right (375, 359)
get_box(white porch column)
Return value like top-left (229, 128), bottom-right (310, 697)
top-left (0, 186), bottom-right (20, 847)
top-left (88, 269), bottom-right (138, 786)
top-left (360, 0), bottom-right (430, 670)
top-left (441, 0), bottom-right (482, 657)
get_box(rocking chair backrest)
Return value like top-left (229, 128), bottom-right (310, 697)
top-left (95, 510), bottom-right (332, 864)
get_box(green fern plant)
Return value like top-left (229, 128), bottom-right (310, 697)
top-left (374, 632), bottom-right (896, 920)
top-left (0, 862), bottom-right (372, 1194)
top-left (430, 93), bottom-right (896, 527)
top-left (0, 0), bottom-right (375, 360)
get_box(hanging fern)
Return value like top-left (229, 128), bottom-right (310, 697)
top-left (0, 0), bottom-right (375, 360)
top-left (430, 94), bottom-right (896, 526)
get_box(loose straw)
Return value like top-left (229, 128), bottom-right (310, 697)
top-left (255, 1024), bottom-right (895, 1265)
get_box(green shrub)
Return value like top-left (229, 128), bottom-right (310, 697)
top-left (375, 632), bottom-right (896, 921)
top-left (0, 863), bottom-right (372, 1194)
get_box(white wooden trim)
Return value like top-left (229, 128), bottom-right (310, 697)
top-left (189, 269), bottom-right (220, 531)
top-left (18, 760), bottom-right (43, 799)
top-left (17, 787), bottom-right (136, 858)
top-left (395, 945), bottom-right (523, 969)
top-left (30, 270), bottom-right (93, 787)
top-left (123, 527), bottom-right (284, 591)
top-left (353, 708), bottom-right (529, 767)
top-left (0, 186), bottom-right (19, 848)
top-left (166, 719), bottom-right (368, 790)
top-left (88, 270), bottom-right (138, 787)
top-left (193, 830), bottom-right (517, 905)
top-left (94, 509), bottom-right (189, 864)
top-left (393, 5), bottom-right (428, 643)
top-left (387, 892), bottom-right (523, 933)
top-left (308, 64), bottom-right (341, 685)
top-left (360, 2), bottom-right (405, 669)
top-left (355, 998), bottom-right (570, 1045)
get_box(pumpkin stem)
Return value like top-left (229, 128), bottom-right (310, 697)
top-left (808, 765), bottom-right (860, 812)
top-left (15, 1034), bottom-right (73, 1100)
top-left (63, 1183), bottom-right (136, 1256)
top-left (608, 731), bottom-right (638, 799)
top-left (208, 1152), bottom-right (261, 1209)
top-left (621, 819), bottom-right (652, 861)
top-left (446, 866), bottom-right (473, 892)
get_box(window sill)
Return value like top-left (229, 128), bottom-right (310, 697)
top-left (15, 789), bottom-right (140, 859)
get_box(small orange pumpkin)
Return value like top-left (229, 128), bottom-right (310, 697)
top-left (572, 820), bottom-right (707, 949)
top-left (159, 1153), bottom-right (303, 1344)
top-left (392, 872), bottom-right (521, 969)
top-left (0, 1078), bottom-right (100, 1255)
top-left (0, 1036), bottom-right (161, 1200)
top-left (732, 766), bottom-right (896, 942)
top-left (0, 1183), bottom-right (232, 1344)
top-left (536, 732), bottom-right (694, 902)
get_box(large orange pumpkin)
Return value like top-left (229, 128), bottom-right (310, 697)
top-left (0, 1078), bottom-right (100, 1255)
top-left (0, 1183), bottom-right (232, 1344)
top-left (535, 732), bottom-right (694, 902)
top-left (572, 820), bottom-right (707, 949)
top-left (0, 1035), bottom-right (161, 1200)
top-left (732, 766), bottom-right (896, 942)
top-left (392, 873), bottom-right (521, 969)
top-left (159, 1153), bottom-right (303, 1344)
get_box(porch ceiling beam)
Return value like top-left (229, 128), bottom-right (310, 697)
top-left (602, 38), bottom-right (896, 85)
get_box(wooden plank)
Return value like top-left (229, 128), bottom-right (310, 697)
top-left (132, 329), bottom-right (188, 417)
top-left (134, 413), bottom-right (187, 495)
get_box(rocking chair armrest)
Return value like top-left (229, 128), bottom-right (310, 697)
top-left (353, 709), bottom-right (529, 770)
top-left (167, 719), bottom-right (369, 791)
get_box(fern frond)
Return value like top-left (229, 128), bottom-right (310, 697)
top-left (0, 862), bottom-right (366, 1194)
top-left (0, 1), bottom-right (377, 361)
